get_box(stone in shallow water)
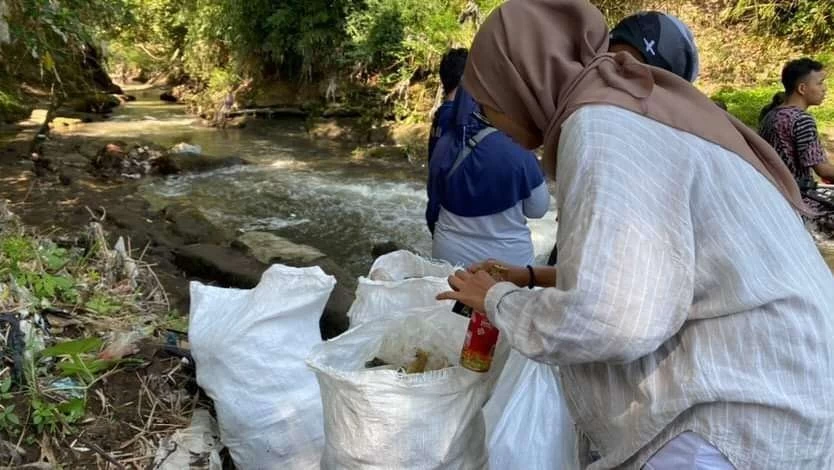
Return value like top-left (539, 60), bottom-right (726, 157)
top-left (235, 231), bottom-right (326, 265)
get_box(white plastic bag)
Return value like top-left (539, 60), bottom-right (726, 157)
top-left (307, 306), bottom-right (508, 470)
top-left (189, 265), bottom-right (336, 470)
top-left (348, 250), bottom-right (457, 326)
top-left (488, 359), bottom-right (578, 470)
top-left (482, 349), bottom-right (528, 439)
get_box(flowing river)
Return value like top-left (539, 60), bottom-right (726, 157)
top-left (63, 88), bottom-right (558, 276)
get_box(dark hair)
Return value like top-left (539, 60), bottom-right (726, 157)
top-left (439, 48), bottom-right (468, 95)
top-left (759, 58), bottom-right (824, 121)
top-left (759, 92), bottom-right (786, 123)
top-left (782, 57), bottom-right (824, 94)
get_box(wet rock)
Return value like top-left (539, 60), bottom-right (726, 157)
top-left (93, 142), bottom-right (128, 169)
top-left (174, 244), bottom-right (267, 288)
top-left (69, 93), bottom-right (121, 114)
top-left (234, 231), bottom-right (326, 265)
top-left (233, 231), bottom-right (357, 339)
top-left (108, 206), bottom-right (162, 249)
top-left (160, 92), bottom-right (178, 103)
top-left (371, 241), bottom-right (405, 259)
top-left (170, 142), bottom-right (202, 156)
top-left (58, 171), bottom-right (72, 186)
top-left (152, 154), bottom-right (180, 175)
top-left (163, 204), bottom-right (228, 245)
top-left (320, 285), bottom-right (352, 340)
top-left (129, 68), bottom-right (149, 84)
top-left (167, 154), bottom-right (247, 173)
top-left (173, 243), bottom-right (354, 339)
top-left (226, 116), bottom-right (248, 128)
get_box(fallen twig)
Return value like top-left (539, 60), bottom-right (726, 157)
top-left (75, 439), bottom-right (125, 470)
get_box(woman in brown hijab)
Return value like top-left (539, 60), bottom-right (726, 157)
top-left (438, 0), bottom-right (834, 468)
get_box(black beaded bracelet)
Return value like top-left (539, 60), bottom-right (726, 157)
top-left (526, 265), bottom-right (536, 289)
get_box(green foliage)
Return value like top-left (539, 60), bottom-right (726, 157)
top-left (0, 89), bottom-right (31, 123)
top-left (723, 0), bottom-right (834, 46)
top-left (31, 398), bottom-right (84, 435)
top-left (21, 272), bottom-right (78, 304)
top-left (0, 379), bottom-right (20, 435)
top-left (85, 293), bottom-right (123, 316)
top-left (1, 236), bottom-right (36, 266)
top-left (40, 337), bottom-right (127, 384)
top-left (0, 0), bottom-right (129, 94)
top-left (712, 85), bottom-right (779, 127)
top-left (1, 235), bottom-right (79, 305)
top-left (162, 310), bottom-right (189, 332)
top-left (592, 0), bottom-right (646, 25)
top-left (41, 338), bottom-right (103, 358)
top-left (713, 82), bottom-right (834, 131)
top-left (345, 0), bottom-right (472, 77)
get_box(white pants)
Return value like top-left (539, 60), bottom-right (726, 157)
top-left (643, 432), bottom-right (735, 470)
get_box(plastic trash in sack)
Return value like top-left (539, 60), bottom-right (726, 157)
top-left (307, 305), bottom-right (509, 470)
top-left (189, 265), bottom-right (335, 470)
top-left (488, 359), bottom-right (578, 469)
top-left (153, 408), bottom-right (223, 470)
top-left (348, 250), bottom-right (458, 326)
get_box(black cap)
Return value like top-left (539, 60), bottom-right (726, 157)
top-left (610, 11), bottom-right (699, 82)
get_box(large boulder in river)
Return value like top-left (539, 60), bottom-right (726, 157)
top-left (234, 231), bottom-right (326, 265)
top-left (174, 243), bottom-right (266, 288)
top-left (232, 232), bottom-right (355, 338)
top-left (234, 233), bottom-right (356, 290)
top-left (162, 203), bottom-right (229, 245)
top-left (162, 142), bottom-right (248, 173)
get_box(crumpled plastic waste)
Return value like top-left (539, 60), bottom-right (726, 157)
top-left (152, 409), bottom-right (223, 470)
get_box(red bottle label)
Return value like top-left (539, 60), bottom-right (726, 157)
top-left (460, 311), bottom-right (499, 372)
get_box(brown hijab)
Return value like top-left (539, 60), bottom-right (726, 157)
top-left (461, 0), bottom-right (807, 213)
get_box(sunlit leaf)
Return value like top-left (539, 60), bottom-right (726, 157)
top-left (40, 338), bottom-right (103, 358)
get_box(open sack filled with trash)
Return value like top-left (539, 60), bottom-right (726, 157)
top-left (308, 306), bottom-right (509, 470)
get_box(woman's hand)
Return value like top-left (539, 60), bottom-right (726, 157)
top-left (437, 270), bottom-right (497, 313)
top-left (468, 259), bottom-right (529, 287)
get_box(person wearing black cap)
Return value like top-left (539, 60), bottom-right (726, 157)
top-left (609, 11), bottom-right (700, 83)
top-left (546, 11), bottom-right (700, 266)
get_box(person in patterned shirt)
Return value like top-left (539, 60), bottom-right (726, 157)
top-left (760, 58), bottom-right (834, 233)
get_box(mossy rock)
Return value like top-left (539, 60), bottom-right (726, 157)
top-left (69, 93), bottom-right (121, 114)
top-left (0, 90), bottom-right (31, 123)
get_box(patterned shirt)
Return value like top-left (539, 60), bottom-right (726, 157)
top-left (485, 105), bottom-right (834, 469)
top-left (760, 106), bottom-right (827, 185)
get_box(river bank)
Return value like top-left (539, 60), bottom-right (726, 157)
top-left (0, 86), bottom-right (490, 338)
